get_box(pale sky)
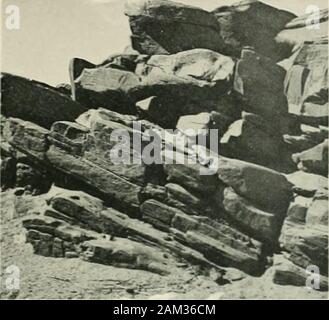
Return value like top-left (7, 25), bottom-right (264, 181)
top-left (1, 0), bottom-right (328, 86)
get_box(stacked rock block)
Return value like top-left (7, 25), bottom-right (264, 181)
top-left (1, 108), bottom-right (294, 276)
top-left (1, 0), bottom-right (328, 288)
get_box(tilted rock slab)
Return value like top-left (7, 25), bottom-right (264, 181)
top-left (2, 108), bottom-right (297, 275)
top-left (1, 73), bottom-right (87, 129)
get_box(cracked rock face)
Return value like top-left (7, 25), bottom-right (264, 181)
top-left (1, 0), bottom-right (328, 295)
top-left (124, 0), bottom-right (225, 55)
top-left (212, 0), bottom-right (296, 61)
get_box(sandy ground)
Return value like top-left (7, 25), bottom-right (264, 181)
top-left (1, 190), bottom-right (327, 300)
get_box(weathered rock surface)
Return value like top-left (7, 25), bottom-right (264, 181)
top-left (222, 187), bottom-right (284, 242)
top-left (3, 109), bottom-right (279, 275)
top-left (1, 0), bottom-right (328, 294)
top-left (22, 186), bottom-right (230, 272)
top-left (0, 157), bottom-right (16, 190)
top-left (220, 113), bottom-right (294, 172)
top-left (286, 171), bottom-right (328, 197)
top-left (233, 48), bottom-right (288, 119)
top-left (124, 0), bottom-right (224, 55)
top-left (268, 254), bottom-right (328, 291)
top-left (280, 188), bottom-right (328, 277)
top-left (2, 117), bottom-right (49, 161)
top-left (81, 239), bottom-right (172, 275)
top-left (212, 0), bottom-right (296, 61)
top-left (71, 49), bottom-right (236, 124)
top-left (1, 73), bottom-right (86, 129)
top-left (217, 157), bottom-right (293, 214)
top-left (283, 38), bottom-right (328, 126)
top-left (276, 8), bottom-right (328, 48)
top-left (292, 140), bottom-right (328, 177)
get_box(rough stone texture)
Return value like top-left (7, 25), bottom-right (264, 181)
top-left (283, 38), bottom-right (328, 126)
top-left (286, 171), bottom-right (328, 197)
top-left (1, 1), bottom-right (328, 295)
top-left (217, 157), bottom-right (293, 214)
top-left (2, 118), bottom-right (50, 161)
top-left (306, 189), bottom-right (328, 226)
top-left (81, 239), bottom-right (173, 275)
top-left (0, 157), bottom-right (16, 190)
top-left (276, 9), bottom-right (328, 48)
top-left (268, 254), bottom-right (328, 291)
top-left (15, 162), bottom-right (51, 195)
top-left (220, 113), bottom-right (294, 172)
top-left (22, 186), bottom-right (230, 271)
top-left (164, 159), bottom-right (218, 194)
top-left (1, 73), bottom-right (86, 129)
top-left (140, 198), bottom-right (265, 275)
top-left (73, 66), bottom-right (140, 114)
top-left (124, 0), bottom-right (224, 55)
top-left (72, 49), bottom-right (236, 122)
top-left (222, 187), bottom-right (284, 242)
top-left (280, 188), bottom-right (328, 277)
top-left (46, 145), bottom-right (142, 213)
top-left (233, 48), bottom-right (288, 119)
top-left (212, 0), bottom-right (296, 61)
top-left (292, 140), bottom-right (328, 177)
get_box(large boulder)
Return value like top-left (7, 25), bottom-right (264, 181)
top-left (269, 254), bottom-right (328, 291)
top-left (136, 49), bottom-right (235, 99)
top-left (1, 73), bottom-right (87, 129)
top-left (72, 49), bottom-right (236, 124)
top-left (124, 0), bottom-right (224, 55)
top-left (212, 0), bottom-right (296, 61)
top-left (217, 157), bottom-right (293, 214)
top-left (220, 113), bottom-right (294, 172)
top-left (222, 187), bottom-right (285, 242)
top-left (72, 66), bottom-right (140, 114)
top-left (233, 48), bottom-right (288, 119)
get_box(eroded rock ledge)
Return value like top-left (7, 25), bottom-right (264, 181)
top-left (1, 0), bottom-right (328, 292)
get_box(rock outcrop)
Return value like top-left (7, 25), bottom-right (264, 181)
top-left (1, 73), bottom-right (87, 129)
top-left (283, 38), bottom-right (328, 126)
top-left (212, 0), bottom-right (296, 61)
top-left (124, 0), bottom-right (224, 55)
top-left (1, 0), bottom-right (328, 293)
